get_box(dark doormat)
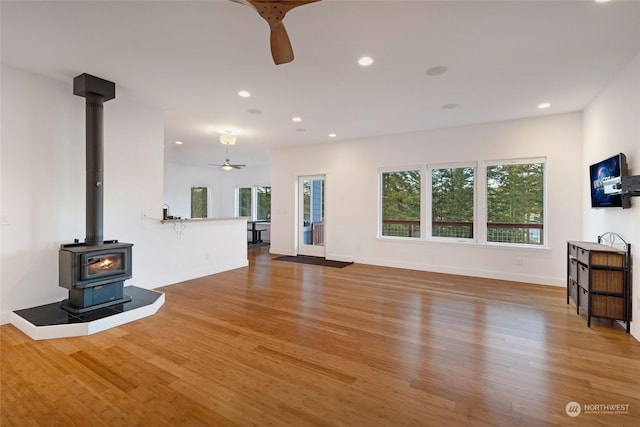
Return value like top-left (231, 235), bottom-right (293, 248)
top-left (274, 255), bottom-right (353, 268)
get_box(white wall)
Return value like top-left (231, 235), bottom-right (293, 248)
top-left (163, 162), bottom-right (271, 240)
top-left (163, 161), bottom-right (224, 219)
top-left (218, 165), bottom-right (271, 217)
top-left (583, 51), bottom-right (640, 339)
top-left (271, 113), bottom-right (583, 286)
top-left (163, 162), bottom-right (270, 219)
top-left (0, 65), bottom-right (247, 323)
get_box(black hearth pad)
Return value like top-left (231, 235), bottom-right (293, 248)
top-left (13, 286), bottom-right (161, 326)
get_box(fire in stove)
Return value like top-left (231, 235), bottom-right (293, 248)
top-left (88, 255), bottom-right (122, 274)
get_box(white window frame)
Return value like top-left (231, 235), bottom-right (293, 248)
top-left (427, 161), bottom-right (477, 243)
top-left (235, 186), bottom-right (253, 218)
top-left (484, 157), bottom-right (547, 248)
top-left (378, 165), bottom-right (424, 239)
top-left (236, 185), bottom-right (271, 221)
top-left (255, 186), bottom-right (271, 221)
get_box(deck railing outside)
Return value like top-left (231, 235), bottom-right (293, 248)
top-left (382, 220), bottom-right (543, 244)
top-left (312, 221), bottom-right (325, 246)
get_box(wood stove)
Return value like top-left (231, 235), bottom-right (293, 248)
top-left (59, 240), bottom-right (133, 313)
top-left (59, 73), bottom-right (133, 314)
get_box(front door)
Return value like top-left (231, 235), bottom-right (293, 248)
top-left (297, 175), bottom-right (325, 257)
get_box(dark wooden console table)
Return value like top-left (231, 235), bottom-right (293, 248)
top-left (567, 232), bottom-right (631, 332)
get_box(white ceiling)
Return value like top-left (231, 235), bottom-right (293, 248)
top-left (2, 0), bottom-right (640, 168)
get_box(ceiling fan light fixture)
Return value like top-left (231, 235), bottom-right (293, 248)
top-left (222, 164), bottom-right (234, 171)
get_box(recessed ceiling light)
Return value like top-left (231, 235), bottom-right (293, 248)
top-left (175, 141), bottom-right (183, 145)
top-left (247, 109), bottom-right (262, 115)
top-left (442, 103), bottom-right (458, 110)
top-left (292, 117), bottom-right (302, 122)
top-left (595, 0), bottom-right (611, 3)
top-left (358, 56), bottom-right (374, 66)
top-left (238, 90), bottom-right (251, 98)
top-left (538, 102), bottom-right (551, 109)
top-left (328, 133), bottom-right (337, 138)
top-left (426, 66), bottom-right (447, 76)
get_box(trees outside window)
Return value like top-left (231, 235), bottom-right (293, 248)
top-left (378, 158), bottom-right (545, 247)
top-left (237, 186), bottom-right (271, 221)
top-left (190, 187), bottom-right (208, 218)
top-left (431, 166), bottom-right (474, 239)
top-left (380, 170), bottom-right (421, 238)
top-left (238, 187), bottom-right (252, 217)
top-left (486, 161), bottom-right (544, 245)
top-left (256, 186), bottom-right (271, 221)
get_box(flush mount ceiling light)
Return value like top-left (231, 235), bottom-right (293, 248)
top-left (538, 102), bottom-right (551, 109)
top-left (220, 131), bottom-right (237, 145)
top-left (238, 90), bottom-right (251, 98)
top-left (358, 56), bottom-right (374, 66)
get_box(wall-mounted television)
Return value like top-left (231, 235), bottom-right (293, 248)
top-left (589, 153), bottom-right (630, 209)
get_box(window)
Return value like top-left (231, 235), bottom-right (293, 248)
top-left (430, 165), bottom-right (475, 239)
top-left (190, 187), bottom-right (208, 218)
top-left (486, 159), bottom-right (545, 245)
top-left (238, 187), bottom-right (252, 217)
top-left (256, 186), bottom-right (271, 221)
top-left (380, 170), bottom-right (421, 238)
top-left (237, 186), bottom-right (271, 221)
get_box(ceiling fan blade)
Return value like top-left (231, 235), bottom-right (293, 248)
top-left (270, 22), bottom-right (293, 65)
top-left (231, 0), bottom-right (321, 64)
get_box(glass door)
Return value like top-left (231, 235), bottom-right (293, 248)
top-left (298, 175), bottom-right (325, 257)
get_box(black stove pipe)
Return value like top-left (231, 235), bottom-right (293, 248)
top-left (73, 74), bottom-right (115, 246)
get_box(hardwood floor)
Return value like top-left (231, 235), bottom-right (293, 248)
top-left (2, 247), bottom-right (639, 426)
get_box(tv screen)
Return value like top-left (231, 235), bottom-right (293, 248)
top-left (589, 153), bottom-right (629, 208)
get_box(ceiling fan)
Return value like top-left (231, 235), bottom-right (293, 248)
top-left (230, 0), bottom-right (321, 65)
top-left (209, 146), bottom-right (246, 171)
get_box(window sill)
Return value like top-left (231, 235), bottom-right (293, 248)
top-left (377, 236), bottom-right (551, 252)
